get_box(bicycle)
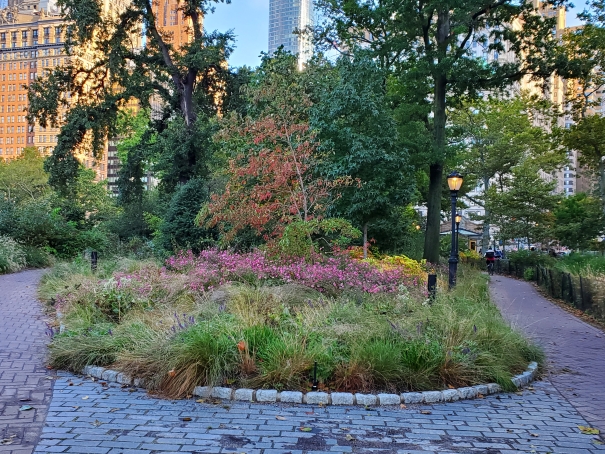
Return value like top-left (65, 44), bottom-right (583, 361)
top-left (486, 261), bottom-right (495, 276)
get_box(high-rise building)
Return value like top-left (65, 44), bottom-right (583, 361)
top-left (0, 0), bottom-right (67, 162)
top-left (154, 0), bottom-right (199, 50)
top-left (268, 0), bottom-right (313, 68)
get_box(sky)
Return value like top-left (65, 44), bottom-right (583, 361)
top-left (204, 1), bottom-right (588, 69)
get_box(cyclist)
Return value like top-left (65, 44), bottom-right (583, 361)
top-left (485, 249), bottom-right (496, 275)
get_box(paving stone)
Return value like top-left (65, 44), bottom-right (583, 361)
top-left (355, 394), bottom-right (377, 406)
top-left (441, 389), bottom-right (460, 402)
top-left (193, 386), bottom-right (211, 398)
top-left (401, 392), bottom-right (423, 404)
top-left (210, 386), bottom-right (233, 400)
top-left (304, 392), bottom-right (329, 405)
top-left (279, 391), bottom-right (303, 404)
top-left (330, 393), bottom-right (354, 406)
top-left (377, 394), bottom-right (400, 406)
top-left (256, 390), bottom-right (278, 403)
top-left (234, 388), bottom-right (254, 401)
top-left (421, 391), bottom-right (443, 403)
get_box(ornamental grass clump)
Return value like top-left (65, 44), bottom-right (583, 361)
top-left (44, 251), bottom-right (542, 398)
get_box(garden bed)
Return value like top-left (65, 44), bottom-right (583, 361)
top-left (41, 250), bottom-right (543, 399)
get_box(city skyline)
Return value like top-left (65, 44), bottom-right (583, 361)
top-left (206, 0), bottom-right (588, 69)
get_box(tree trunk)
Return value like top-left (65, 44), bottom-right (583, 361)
top-left (423, 10), bottom-right (449, 264)
top-left (600, 161), bottom-right (605, 203)
top-left (423, 73), bottom-right (448, 263)
top-left (424, 163), bottom-right (444, 263)
top-left (482, 176), bottom-right (490, 252)
top-left (363, 223), bottom-right (368, 259)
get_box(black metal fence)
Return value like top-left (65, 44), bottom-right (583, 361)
top-left (496, 260), bottom-right (605, 322)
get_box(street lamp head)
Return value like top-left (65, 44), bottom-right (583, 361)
top-left (455, 214), bottom-right (462, 224)
top-left (447, 171), bottom-right (464, 192)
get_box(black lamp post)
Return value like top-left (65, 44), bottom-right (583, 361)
top-left (455, 214), bottom-right (462, 259)
top-left (447, 171), bottom-right (464, 289)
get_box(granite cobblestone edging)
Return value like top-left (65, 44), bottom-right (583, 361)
top-left (80, 361), bottom-right (538, 406)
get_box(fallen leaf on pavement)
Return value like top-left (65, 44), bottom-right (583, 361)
top-left (578, 426), bottom-right (600, 435)
top-left (92, 420), bottom-right (103, 427)
top-left (400, 404), bottom-right (407, 409)
top-left (109, 408), bottom-right (119, 413)
top-left (420, 410), bottom-right (432, 415)
top-left (82, 396), bottom-right (89, 400)
top-left (19, 405), bottom-right (33, 411)
top-left (181, 417), bottom-right (192, 421)
top-left (345, 434), bottom-right (356, 441)
top-left (18, 398), bottom-right (31, 402)
top-left (530, 433), bottom-right (539, 437)
top-left (276, 416), bottom-right (287, 420)
top-left (300, 427), bottom-right (312, 432)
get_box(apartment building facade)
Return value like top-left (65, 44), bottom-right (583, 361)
top-left (268, 0), bottom-right (313, 68)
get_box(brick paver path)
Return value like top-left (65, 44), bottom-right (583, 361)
top-left (491, 275), bottom-right (605, 435)
top-left (33, 376), bottom-right (605, 454)
top-left (0, 270), bottom-right (52, 454)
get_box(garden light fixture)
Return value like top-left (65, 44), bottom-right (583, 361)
top-left (448, 171), bottom-right (464, 289)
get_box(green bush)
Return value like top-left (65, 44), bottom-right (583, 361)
top-left (23, 245), bottom-right (53, 268)
top-left (523, 267), bottom-right (535, 281)
top-left (46, 261), bottom-right (542, 397)
top-left (507, 250), bottom-right (554, 268)
top-left (0, 235), bottom-right (26, 274)
top-left (158, 178), bottom-right (217, 253)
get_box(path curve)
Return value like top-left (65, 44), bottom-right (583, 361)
top-left (0, 269), bottom-right (52, 454)
top-left (490, 274), bottom-right (605, 434)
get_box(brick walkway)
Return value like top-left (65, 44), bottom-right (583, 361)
top-left (33, 376), bottom-right (605, 454)
top-left (0, 270), bottom-right (52, 454)
top-left (4, 269), bottom-right (604, 453)
top-left (491, 275), bottom-right (605, 435)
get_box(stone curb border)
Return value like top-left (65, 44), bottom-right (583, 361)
top-left (81, 361), bottom-right (537, 407)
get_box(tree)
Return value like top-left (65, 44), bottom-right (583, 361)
top-left (454, 95), bottom-right (565, 251)
top-left (486, 165), bottom-right (560, 249)
top-left (315, 0), bottom-right (568, 262)
top-left (159, 178), bottom-right (217, 253)
top-left (28, 0), bottom-right (234, 193)
top-left (554, 193), bottom-right (605, 250)
top-left (310, 57), bottom-right (414, 258)
top-left (563, 114), bottom-right (605, 200)
top-left (0, 148), bottom-right (49, 204)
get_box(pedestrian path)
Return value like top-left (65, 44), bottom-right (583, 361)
top-left (490, 275), bottom-right (605, 435)
top-left (4, 269), bottom-right (605, 453)
top-left (0, 270), bottom-right (52, 454)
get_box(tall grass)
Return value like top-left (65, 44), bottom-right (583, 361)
top-left (43, 256), bottom-right (542, 398)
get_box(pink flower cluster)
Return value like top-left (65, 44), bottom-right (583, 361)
top-left (166, 249), bottom-right (417, 294)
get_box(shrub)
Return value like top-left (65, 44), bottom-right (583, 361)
top-left (0, 236), bottom-right (26, 274)
top-left (159, 178), bottom-right (217, 253)
top-left (45, 253), bottom-right (541, 397)
top-left (23, 245), bottom-right (53, 268)
top-left (523, 267), bottom-right (535, 281)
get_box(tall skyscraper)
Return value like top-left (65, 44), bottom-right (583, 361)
top-left (268, 0), bottom-right (313, 67)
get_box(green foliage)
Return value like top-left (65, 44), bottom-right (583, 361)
top-left (486, 165), bottom-right (560, 248)
top-left (507, 250), bottom-right (554, 268)
top-left (523, 268), bottom-right (536, 281)
top-left (0, 236), bottom-right (26, 274)
top-left (314, 0), bottom-right (569, 263)
top-left (0, 148), bottom-right (49, 204)
top-left (47, 259), bottom-right (542, 396)
top-left (554, 193), bottom-right (605, 250)
top-left (278, 218), bottom-right (361, 258)
top-left (311, 57), bottom-right (414, 241)
top-left (159, 178), bottom-right (217, 253)
top-left (30, 0), bottom-right (235, 192)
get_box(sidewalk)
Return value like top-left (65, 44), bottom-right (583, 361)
top-left (0, 270), bottom-right (52, 454)
top-left (490, 274), bottom-right (605, 435)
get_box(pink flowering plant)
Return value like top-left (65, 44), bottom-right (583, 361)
top-left (43, 251), bottom-right (542, 398)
